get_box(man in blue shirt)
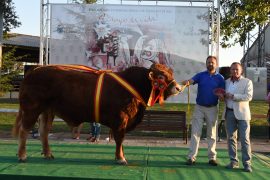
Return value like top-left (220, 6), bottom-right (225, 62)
top-left (182, 56), bottom-right (225, 166)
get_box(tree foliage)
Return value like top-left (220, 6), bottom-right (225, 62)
top-left (0, 0), bottom-right (22, 96)
top-left (220, 0), bottom-right (270, 48)
top-left (0, 47), bottom-right (24, 96)
top-left (1, 0), bottom-right (21, 33)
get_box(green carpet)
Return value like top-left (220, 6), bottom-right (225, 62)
top-left (0, 140), bottom-right (269, 179)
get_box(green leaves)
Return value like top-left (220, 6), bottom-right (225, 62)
top-left (0, 0), bottom-right (23, 96)
top-left (2, 0), bottom-right (21, 33)
top-left (0, 45), bottom-right (24, 96)
top-left (220, 0), bottom-right (270, 47)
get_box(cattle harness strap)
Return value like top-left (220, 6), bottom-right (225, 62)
top-left (45, 64), bottom-right (112, 74)
top-left (94, 73), bottom-right (105, 123)
top-left (94, 72), bottom-right (147, 122)
top-left (95, 73), bottom-right (177, 121)
top-left (43, 65), bottom-right (147, 123)
top-left (36, 65), bottom-right (177, 122)
top-left (95, 73), bottom-right (178, 122)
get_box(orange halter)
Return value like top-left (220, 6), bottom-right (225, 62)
top-left (147, 76), bottom-right (176, 106)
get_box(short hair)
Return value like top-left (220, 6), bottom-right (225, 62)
top-left (230, 62), bottom-right (242, 68)
top-left (206, 56), bottom-right (217, 62)
top-left (230, 62), bottom-right (243, 74)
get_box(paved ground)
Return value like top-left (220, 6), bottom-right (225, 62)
top-left (1, 106), bottom-right (269, 154)
top-left (3, 132), bottom-right (268, 153)
top-left (1, 130), bottom-right (269, 154)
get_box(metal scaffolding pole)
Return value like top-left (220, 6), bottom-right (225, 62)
top-left (45, 0), bottom-right (50, 65)
top-left (40, 0), bottom-right (50, 65)
top-left (210, 0), bottom-right (214, 55)
top-left (216, 0), bottom-right (220, 63)
top-left (39, 0), bottom-right (44, 65)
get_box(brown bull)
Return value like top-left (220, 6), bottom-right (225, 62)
top-left (13, 63), bottom-right (182, 164)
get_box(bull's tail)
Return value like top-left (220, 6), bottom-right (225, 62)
top-left (12, 108), bottom-right (22, 137)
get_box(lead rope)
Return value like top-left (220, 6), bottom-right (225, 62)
top-left (181, 82), bottom-right (191, 139)
top-left (187, 83), bottom-right (191, 139)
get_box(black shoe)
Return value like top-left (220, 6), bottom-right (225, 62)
top-left (86, 136), bottom-right (93, 141)
top-left (244, 165), bottom-right (252, 172)
top-left (209, 159), bottom-right (218, 166)
top-left (226, 161), bottom-right (239, 169)
top-left (186, 159), bottom-right (195, 165)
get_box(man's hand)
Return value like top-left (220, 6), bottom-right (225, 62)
top-left (225, 93), bottom-right (234, 99)
top-left (217, 94), bottom-right (225, 101)
top-left (181, 79), bottom-right (193, 86)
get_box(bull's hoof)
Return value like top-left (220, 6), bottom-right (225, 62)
top-left (17, 153), bottom-right (27, 163)
top-left (115, 158), bottom-right (128, 165)
top-left (18, 158), bottom-right (27, 163)
top-left (41, 152), bottom-right (54, 159)
top-left (44, 154), bottom-right (54, 160)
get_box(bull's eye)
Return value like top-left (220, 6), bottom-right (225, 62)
top-left (158, 75), bottom-right (165, 80)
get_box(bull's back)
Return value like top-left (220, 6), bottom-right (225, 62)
top-left (19, 67), bottom-right (98, 124)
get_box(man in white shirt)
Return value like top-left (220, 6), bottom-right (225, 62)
top-left (223, 62), bottom-right (253, 172)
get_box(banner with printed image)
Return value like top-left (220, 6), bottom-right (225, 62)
top-left (50, 4), bottom-right (210, 103)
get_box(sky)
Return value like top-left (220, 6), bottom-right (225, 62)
top-left (11, 0), bottom-right (243, 67)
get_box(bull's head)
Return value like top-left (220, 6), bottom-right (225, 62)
top-left (147, 63), bottom-right (183, 106)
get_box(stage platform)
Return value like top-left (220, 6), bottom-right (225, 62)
top-left (0, 140), bottom-right (269, 179)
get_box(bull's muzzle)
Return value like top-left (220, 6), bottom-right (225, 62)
top-left (171, 82), bottom-right (183, 95)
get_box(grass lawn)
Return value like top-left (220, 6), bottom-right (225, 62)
top-left (0, 98), bottom-right (269, 138)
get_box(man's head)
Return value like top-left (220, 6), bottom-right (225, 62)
top-left (230, 62), bottom-right (243, 79)
top-left (206, 56), bottom-right (217, 73)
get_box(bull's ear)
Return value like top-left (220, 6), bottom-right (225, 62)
top-left (150, 62), bottom-right (156, 69)
top-left (148, 72), bottom-right (154, 80)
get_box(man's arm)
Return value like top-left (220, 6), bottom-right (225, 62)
top-left (181, 79), bottom-right (194, 86)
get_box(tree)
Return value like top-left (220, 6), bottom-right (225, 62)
top-left (0, 0), bottom-right (22, 96)
top-left (1, 0), bottom-right (21, 33)
top-left (220, 0), bottom-right (270, 48)
top-left (0, 47), bottom-right (24, 96)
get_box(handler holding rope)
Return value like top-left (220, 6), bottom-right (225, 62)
top-left (182, 56), bottom-right (225, 166)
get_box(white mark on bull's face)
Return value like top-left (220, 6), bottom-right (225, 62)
top-left (163, 80), bottom-right (181, 99)
top-left (170, 82), bottom-right (182, 95)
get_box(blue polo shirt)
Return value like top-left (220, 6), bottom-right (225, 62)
top-left (192, 70), bottom-right (225, 106)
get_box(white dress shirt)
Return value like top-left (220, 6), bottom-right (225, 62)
top-left (226, 80), bottom-right (238, 109)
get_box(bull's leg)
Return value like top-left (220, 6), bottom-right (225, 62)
top-left (113, 130), bottom-right (127, 165)
top-left (18, 126), bottom-right (29, 162)
top-left (17, 111), bottom-right (39, 162)
top-left (109, 129), bottom-right (113, 142)
top-left (39, 110), bottom-right (54, 159)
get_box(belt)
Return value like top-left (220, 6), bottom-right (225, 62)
top-left (226, 107), bottom-right (233, 111)
top-left (200, 104), bottom-right (216, 108)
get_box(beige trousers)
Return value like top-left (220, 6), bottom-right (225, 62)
top-left (188, 104), bottom-right (218, 161)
